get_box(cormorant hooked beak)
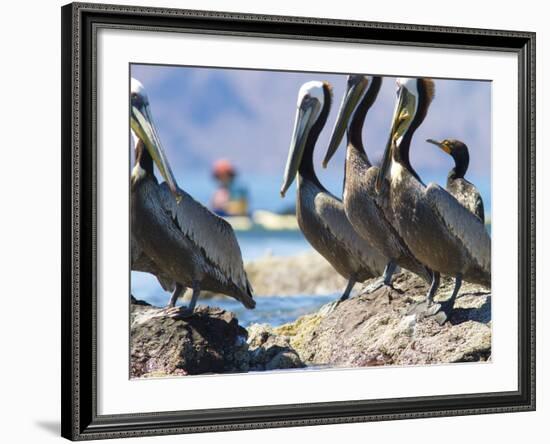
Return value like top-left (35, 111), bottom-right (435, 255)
top-left (426, 138), bottom-right (451, 154)
top-left (280, 92), bottom-right (321, 198)
top-left (376, 79), bottom-right (418, 192)
top-left (130, 88), bottom-right (182, 203)
top-left (323, 75), bottom-right (369, 168)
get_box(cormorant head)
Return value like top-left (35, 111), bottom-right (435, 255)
top-left (426, 138), bottom-right (470, 178)
top-left (280, 81), bottom-right (331, 197)
top-left (130, 78), bottom-right (180, 200)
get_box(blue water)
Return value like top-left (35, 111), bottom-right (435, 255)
top-left (133, 272), bottom-right (336, 327)
top-left (235, 229), bottom-right (310, 261)
top-left (199, 294), bottom-right (335, 327)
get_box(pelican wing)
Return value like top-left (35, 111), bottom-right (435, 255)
top-left (425, 183), bottom-right (491, 272)
top-left (314, 191), bottom-right (387, 275)
top-left (157, 182), bottom-right (249, 291)
top-left (131, 232), bottom-right (176, 292)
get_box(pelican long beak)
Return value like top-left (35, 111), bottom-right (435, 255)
top-left (426, 138), bottom-right (451, 154)
top-left (280, 99), bottom-right (319, 197)
top-left (376, 84), bottom-right (416, 192)
top-left (131, 104), bottom-right (181, 201)
top-left (322, 76), bottom-right (369, 168)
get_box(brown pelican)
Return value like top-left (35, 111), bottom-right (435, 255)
top-left (130, 78), bottom-right (255, 315)
top-left (322, 75), bottom-right (432, 293)
top-left (426, 139), bottom-right (485, 222)
top-left (377, 77), bottom-right (491, 322)
top-left (280, 80), bottom-right (387, 302)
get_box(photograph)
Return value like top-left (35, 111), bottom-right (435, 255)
top-left (129, 64), bottom-right (492, 378)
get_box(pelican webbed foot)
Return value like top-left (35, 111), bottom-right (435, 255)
top-left (406, 270), bottom-right (440, 316)
top-left (359, 278), bottom-right (387, 296)
top-left (321, 277), bottom-right (357, 315)
top-left (424, 273), bottom-right (463, 325)
top-left (163, 306), bottom-right (195, 319)
top-left (320, 300), bottom-right (340, 316)
top-left (408, 273), bottom-right (462, 325)
top-left (359, 261), bottom-right (397, 296)
top-left (158, 280), bottom-right (202, 319)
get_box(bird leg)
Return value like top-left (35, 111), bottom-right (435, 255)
top-left (167, 283), bottom-right (184, 308)
top-left (161, 281), bottom-right (201, 319)
top-left (360, 261), bottom-right (396, 295)
top-left (426, 273), bottom-right (462, 325)
top-left (339, 276), bottom-right (356, 302)
top-left (187, 280), bottom-right (201, 312)
top-left (320, 275), bottom-right (356, 316)
top-left (425, 271), bottom-right (441, 306)
top-left (407, 271), bottom-right (441, 316)
top-left (170, 280), bottom-right (201, 319)
top-left (383, 261), bottom-right (397, 286)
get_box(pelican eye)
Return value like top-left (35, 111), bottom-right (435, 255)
top-left (132, 93), bottom-right (145, 109)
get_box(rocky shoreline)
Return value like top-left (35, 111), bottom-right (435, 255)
top-left (130, 266), bottom-right (491, 378)
top-left (244, 252), bottom-right (347, 296)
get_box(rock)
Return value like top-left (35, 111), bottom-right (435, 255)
top-left (274, 271), bottom-right (492, 367)
top-left (130, 305), bottom-right (249, 377)
top-left (130, 269), bottom-right (491, 377)
top-left (247, 324), bottom-right (304, 371)
top-left (130, 306), bottom-right (303, 378)
top-left (244, 252), bottom-right (347, 296)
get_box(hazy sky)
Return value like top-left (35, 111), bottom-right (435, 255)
top-left (130, 64), bottom-right (491, 213)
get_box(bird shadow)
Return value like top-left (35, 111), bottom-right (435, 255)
top-left (448, 296), bottom-right (492, 325)
top-left (35, 420), bottom-right (60, 436)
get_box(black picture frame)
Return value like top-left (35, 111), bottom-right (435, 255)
top-left (61, 2), bottom-right (536, 440)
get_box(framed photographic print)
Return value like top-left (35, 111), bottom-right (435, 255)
top-left (61, 2), bottom-right (536, 440)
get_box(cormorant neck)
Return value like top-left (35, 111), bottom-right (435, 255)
top-left (449, 148), bottom-right (469, 179)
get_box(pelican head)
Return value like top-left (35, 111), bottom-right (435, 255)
top-left (427, 138), bottom-right (470, 178)
top-left (280, 81), bottom-right (328, 197)
top-left (323, 75), bottom-right (381, 167)
top-left (376, 77), bottom-right (435, 192)
top-left (130, 78), bottom-right (180, 200)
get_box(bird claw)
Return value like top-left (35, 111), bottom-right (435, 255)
top-left (407, 300), bottom-right (453, 325)
top-left (319, 300), bottom-right (341, 316)
top-left (359, 279), bottom-right (386, 296)
top-left (407, 300), bottom-right (430, 316)
top-left (158, 306), bottom-right (195, 319)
